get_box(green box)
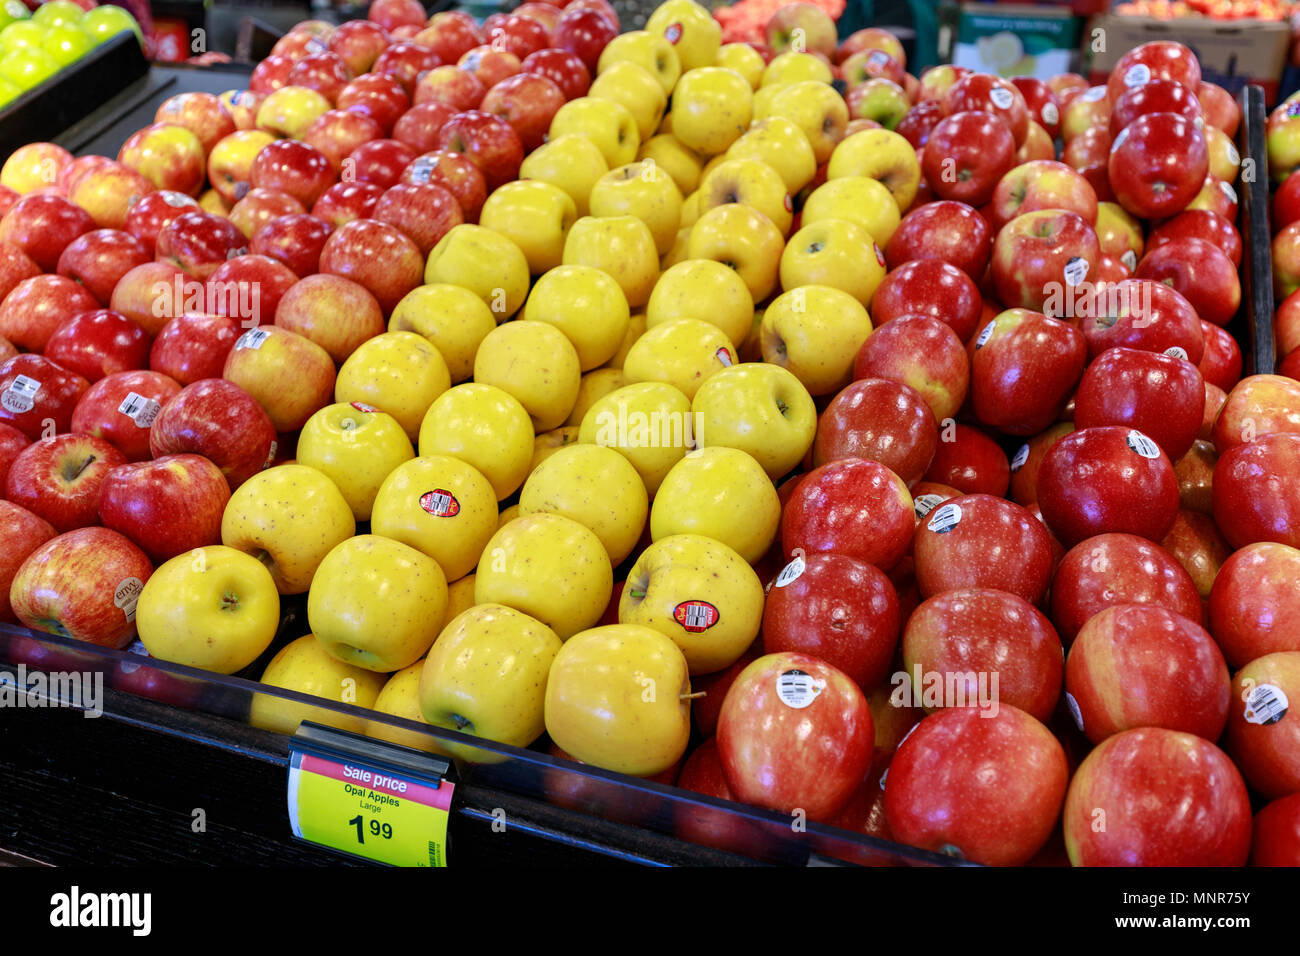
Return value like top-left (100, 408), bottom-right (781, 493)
top-left (945, 3), bottom-right (1081, 79)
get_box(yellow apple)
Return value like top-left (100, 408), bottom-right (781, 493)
top-left (388, 283), bottom-right (496, 383)
top-left (802, 175), bottom-right (901, 247)
top-left (562, 214), bottom-right (659, 309)
top-left (517, 133), bottom-right (609, 218)
top-left (650, 445), bottom-right (780, 563)
top-left (1096, 200), bottom-right (1144, 265)
top-left (696, 156), bottom-right (793, 236)
top-left (365, 660), bottom-right (448, 754)
top-left (136, 545), bottom-right (280, 674)
top-left (679, 189), bottom-right (701, 229)
top-left (472, 320), bottom-right (582, 432)
top-left (496, 503), bottom-right (520, 530)
top-left (424, 223), bottom-right (530, 320)
top-left (296, 402), bottom-right (413, 522)
top-left (530, 426), bottom-right (581, 475)
top-left (207, 129), bottom-right (276, 204)
top-left (623, 317), bottom-right (736, 401)
top-left (597, 30), bottom-right (681, 96)
top-left (637, 133), bottom-right (703, 197)
top-left (687, 203), bottom-right (784, 301)
top-left (308, 534), bottom-right (448, 672)
top-left (544, 623), bottom-right (691, 776)
top-left (256, 85), bottom-right (331, 139)
top-left (827, 127), bottom-right (920, 211)
top-left (645, 0), bottom-right (721, 72)
top-left (761, 284), bottom-right (873, 396)
top-left (726, 116), bottom-right (817, 194)
top-left (620, 533), bottom-right (764, 673)
top-left (716, 42), bottom-right (765, 88)
top-left (474, 513), bottom-right (612, 640)
top-left (519, 443), bottom-right (648, 564)
top-left (608, 310), bottom-right (647, 370)
top-left (646, 258), bottom-right (753, 349)
top-left (579, 380), bottom-right (694, 496)
top-left (691, 362), bottom-right (818, 479)
top-left (780, 218), bottom-right (887, 306)
top-left (478, 180), bottom-right (577, 275)
top-left (589, 61), bottom-right (667, 143)
top-left (522, 264), bottom-right (631, 371)
top-left (566, 367), bottom-right (628, 427)
top-left (419, 603), bottom-right (563, 762)
top-left (588, 160), bottom-right (683, 256)
top-left (548, 96), bottom-right (640, 169)
top-left (660, 226), bottom-right (692, 270)
top-left (221, 463), bottom-right (356, 594)
top-left (761, 51), bottom-right (833, 88)
top-left (671, 67), bottom-right (752, 156)
top-left (250, 634), bottom-right (387, 736)
top-left (762, 80), bottom-right (848, 164)
top-left (371, 455), bottom-right (499, 582)
top-left (442, 573), bottom-right (477, 629)
top-left (418, 383), bottom-right (534, 500)
top-left (335, 330), bottom-right (451, 442)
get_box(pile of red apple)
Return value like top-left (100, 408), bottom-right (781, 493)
top-left (0, 0), bottom-right (1297, 868)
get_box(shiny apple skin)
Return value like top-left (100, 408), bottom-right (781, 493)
top-left (781, 457), bottom-right (914, 571)
top-left (1073, 346), bottom-right (1204, 462)
top-left (812, 378), bottom-right (937, 487)
top-left (1212, 432), bottom-right (1300, 551)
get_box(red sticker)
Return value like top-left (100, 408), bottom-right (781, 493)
top-left (783, 194), bottom-right (793, 212)
top-left (350, 401), bottom-right (379, 413)
top-left (664, 22), bottom-right (683, 43)
top-left (674, 600), bottom-right (719, 633)
top-left (715, 347), bottom-right (734, 367)
top-left (419, 489), bottom-right (461, 517)
top-left (874, 243), bottom-right (886, 267)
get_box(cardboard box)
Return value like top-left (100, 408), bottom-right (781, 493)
top-left (1084, 13), bottom-right (1291, 104)
top-left (945, 3), bottom-right (1082, 80)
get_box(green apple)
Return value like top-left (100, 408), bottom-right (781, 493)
top-left (33, 1), bottom-right (82, 27)
top-left (250, 635), bottom-right (388, 736)
top-left (41, 21), bottom-right (90, 66)
top-left (79, 4), bottom-right (143, 46)
top-left (0, 48), bottom-right (58, 90)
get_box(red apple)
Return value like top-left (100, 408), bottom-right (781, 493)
top-left (336, 72), bottom-right (411, 135)
top-left (70, 370), bottom-right (182, 462)
top-left (989, 160), bottom-right (1097, 232)
top-left (5, 433), bottom-right (127, 532)
top-left (109, 262), bottom-right (190, 337)
top-left (55, 228), bottom-right (150, 306)
top-left (970, 307), bottom-right (1086, 436)
top-left (851, 314), bottom-right (969, 423)
top-left (1108, 111), bottom-right (1207, 221)
top-left (400, 150), bottom-right (487, 222)
top-left (781, 457), bottom-right (914, 571)
top-left (1147, 208), bottom-right (1242, 268)
top-left (1109, 77), bottom-right (1202, 137)
top-left (521, 47), bottom-right (591, 100)
top-left (287, 51), bottom-right (353, 104)
top-left (0, 500), bottom-right (56, 623)
top-left (1106, 40), bottom-right (1202, 103)
top-left (372, 182), bottom-right (464, 256)
top-left (1135, 236), bottom-right (1240, 328)
top-left (0, 193), bottom-right (94, 271)
top-left (868, 260), bottom-right (981, 344)
top-left (415, 12), bottom-right (485, 66)
top-left (369, 0), bottom-right (425, 32)
top-left (249, 54), bottom-right (296, 95)
top-left (391, 102), bottom-right (457, 153)
top-left (303, 110), bottom-right (385, 175)
top-left (922, 423), bottom-right (1010, 497)
top-left (436, 110), bottom-right (524, 192)
top-left (922, 111), bottom-right (1016, 207)
top-left (67, 161), bottom-right (155, 231)
top-left (249, 139), bottom-right (336, 209)
top-left (942, 73), bottom-right (1029, 146)
top-left (154, 92), bottom-right (238, 153)
top-left (894, 100), bottom-right (944, 150)
top-left (148, 312), bottom-right (241, 386)
top-left (481, 72), bottom-right (566, 153)
top-left (0, 353), bottom-right (90, 439)
top-left (273, 273), bottom-right (385, 365)
top-left (204, 253), bottom-right (299, 327)
top-left (0, 273), bottom-right (101, 352)
top-left (811, 378), bottom-right (937, 487)
top-left (154, 211), bottom-right (247, 280)
top-left (1213, 431), bottom-right (1300, 551)
top-left (885, 200), bottom-right (992, 280)
top-left (1226, 651), bottom-right (1300, 800)
top-left (148, 378), bottom-right (277, 489)
top-left (1210, 543), bottom-right (1300, 668)
top-left (413, 65), bottom-right (487, 113)
top-left (249, 213), bottom-right (333, 278)
top-left (311, 181), bottom-right (385, 227)
top-left (991, 209), bottom-right (1101, 317)
top-left (1077, 278), bottom-right (1204, 364)
top-left (123, 190), bottom-right (201, 256)
top-left (344, 138), bottom-right (418, 189)
top-left (318, 218), bottom-right (424, 315)
top-left (551, 6), bottom-right (617, 74)
top-left (328, 19), bottom-right (391, 76)
top-left (98, 453), bottom-right (231, 564)
top-left (1073, 347), bottom-right (1204, 462)
top-left (0, 242), bottom-right (41, 305)
top-left (45, 309), bottom-right (152, 383)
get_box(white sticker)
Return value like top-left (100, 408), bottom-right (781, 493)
top-left (114, 577), bottom-right (144, 622)
top-left (774, 555), bottom-right (805, 588)
top-left (1226, 142), bottom-right (1240, 167)
top-left (1244, 683), bottom-right (1289, 726)
top-left (1, 374), bottom-right (40, 414)
top-left (119, 639), bottom-right (148, 675)
top-left (1065, 691), bottom-right (1084, 732)
top-left (163, 191), bottom-right (194, 208)
top-left (1164, 346), bottom-right (1189, 361)
top-left (1121, 248), bottom-right (1138, 272)
top-left (975, 320), bottom-right (996, 349)
top-left (1041, 101), bottom-right (1059, 126)
top-left (927, 502), bottom-right (963, 534)
top-left (236, 328), bottom-right (271, 350)
top-left (776, 669), bottom-right (825, 709)
top-left (1126, 429), bottom-right (1161, 459)
top-left (1064, 256), bottom-right (1089, 287)
top-left (914, 493), bottom-right (945, 518)
top-left (1123, 63), bottom-right (1151, 88)
top-left (990, 86), bottom-right (1014, 110)
top-left (409, 156), bottom-right (435, 184)
top-left (1010, 443), bottom-right (1030, 472)
top-left (1220, 180), bottom-right (1238, 204)
top-left (1112, 126), bottom-right (1130, 152)
top-left (1082, 85), bottom-right (1106, 102)
top-left (118, 392), bottom-right (162, 428)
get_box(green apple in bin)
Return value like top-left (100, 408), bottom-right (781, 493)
top-left (250, 635), bottom-right (387, 737)
top-left (79, 4), bottom-right (142, 47)
top-left (0, 48), bottom-right (59, 92)
top-left (0, 76), bottom-right (18, 106)
top-left (0, 20), bottom-right (46, 55)
top-left (32, 1), bottom-right (83, 28)
top-left (41, 22), bottom-right (91, 67)
top-left (0, 0), bottom-right (30, 33)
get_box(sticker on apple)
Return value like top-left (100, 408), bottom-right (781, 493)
top-left (114, 577), bottom-right (144, 622)
top-left (1041, 102), bottom-right (1059, 127)
top-left (1082, 86), bottom-right (1106, 102)
top-left (975, 321), bottom-right (996, 349)
top-left (674, 600), bottom-right (719, 633)
top-left (773, 555), bottom-right (805, 588)
top-left (1164, 346), bottom-right (1189, 361)
top-left (776, 669), bottom-right (825, 709)
top-left (419, 489), bottom-right (461, 518)
top-left (664, 22), bottom-right (683, 43)
top-left (989, 86), bottom-right (1014, 110)
top-left (913, 493), bottom-right (946, 519)
top-left (1123, 63), bottom-right (1151, 88)
top-left (1065, 691), bottom-right (1084, 733)
top-left (1220, 180), bottom-right (1237, 204)
top-left (409, 157), bottom-right (435, 184)
top-left (1121, 249), bottom-right (1138, 272)
top-left (927, 502), bottom-right (962, 534)
top-left (783, 194), bottom-right (793, 213)
top-left (1063, 256), bottom-right (1089, 287)
top-left (1010, 443), bottom-right (1030, 472)
top-left (1243, 683), bottom-right (1289, 726)
top-left (118, 392), bottom-right (162, 429)
top-left (1, 374), bottom-right (40, 414)
top-left (1125, 430), bottom-right (1160, 459)
top-left (1226, 142), bottom-right (1240, 167)
top-left (236, 328), bottom-right (271, 351)
top-left (715, 347), bottom-right (734, 367)
top-left (350, 401), bottom-right (380, 413)
top-left (874, 243), bottom-right (886, 268)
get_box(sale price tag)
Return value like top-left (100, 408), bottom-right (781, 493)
top-left (287, 723), bottom-right (455, 867)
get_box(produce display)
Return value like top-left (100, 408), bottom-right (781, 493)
top-left (0, 0), bottom-right (1298, 869)
top-left (0, 0), bottom-right (142, 107)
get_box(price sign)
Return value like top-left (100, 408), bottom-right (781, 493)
top-left (287, 723), bottom-right (455, 867)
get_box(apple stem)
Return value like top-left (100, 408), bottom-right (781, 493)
top-left (66, 454), bottom-right (97, 482)
top-left (221, 591), bottom-right (240, 612)
top-left (628, 588), bottom-right (646, 599)
top-left (679, 691), bottom-right (706, 701)
top-left (452, 714), bottom-right (471, 731)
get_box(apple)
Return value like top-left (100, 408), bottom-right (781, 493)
top-left (303, 111), bottom-right (383, 174)
top-left (992, 209), bottom-right (1101, 317)
top-left (311, 181), bottom-right (384, 227)
top-left (885, 705), bottom-right (1067, 865)
top-left (885, 199), bottom-right (992, 280)
top-left (66, 161), bottom-right (154, 231)
top-left (6, 433), bottom-right (127, 533)
top-left (1138, 235), bottom-right (1241, 332)
top-left (1106, 40), bottom-right (1201, 103)
top-left (273, 273), bottom-right (383, 365)
top-left (318, 218), bottom-right (424, 315)
top-left (418, 383), bottom-right (534, 501)
top-left (69, 369), bottom-right (180, 462)
top-left (970, 308), bottom-right (1086, 437)
top-left (522, 47), bottom-right (591, 100)
top-left (222, 326), bottom-right (335, 433)
top-left (1073, 347), bottom-right (1204, 462)
top-left (154, 212), bottom-right (246, 281)
top-left (1213, 432), bottom-right (1300, 551)
top-left (851, 315), bottom-right (968, 424)
top-left (373, 41), bottom-right (440, 96)
top-left (1227, 651), bottom-right (1300, 800)
top-left (1108, 112), bottom-right (1207, 221)
top-left (335, 331), bottom-right (451, 442)
top-left (391, 103), bottom-right (457, 155)
top-left (148, 378), bottom-right (276, 490)
top-left (552, 6), bottom-right (618, 73)
top-left (1252, 794), bottom-right (1300, 867)
top-left (1064, 727), bottom-right (1249, 866)
top-left (1209, 543), bottom-right (1300, 667)
top-left (117, 123), bottom-right (206, 197)
top-left (123, 190), bottom-right (201, 256)
top-left (147, 313), bottom-right (240, 386)
top-left (203, 254), bottom-right (298, 329)
top-left (400, 149), bottom-right (487, 222)
top-left (0, 500), bottom-right (56, 623)
top-left (413, 64), bottom-right (486, 113)
top-left (923, 423), bottom-right (1010, 497)
top-left (922, 111), bottom-right (1015, 208)
top-left (414, 11), bottom-right (483, 65)
top-left (0, 273), bottom-right (100, 352)
top-left (55, 228), bottom-right (150, 306)
top-left (869, 259), bottom-right (981, 345)
top-left (782, 457), bottom-right (912, 571)
top-left (95, 452), bottom-right (229, 565)
top-left (1077, 278), bottom-right (1204, 364)
top-left (474, 320), bottom-right (580, 432)
top-left (0, 142), bottom-right (72, 196)
top-left (457, 45), bottom-right (523, 91)
top-left (0, 192), bottom-right (93, 271)
top-left (0, 352), bottom-right (89, 439)
top-left (344, 138), bottom-right (418, 190)
top-left (336, 72), bottom-right (410, 135)
top-left (297, 402), bottom-right (413, 522)
top-left (812, 378), bottom-right (936, 487)
top-left (685, 204), bottom-right (782, 303)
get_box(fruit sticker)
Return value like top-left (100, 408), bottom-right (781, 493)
top-left (989, 86), bottom-right (1014, 111)
top-left (1125, 430), bottom-right (1160, 459)
top-left (1123, 63), bottom-right (1151, 88)
top-left (664, 22), bottom-right (683, 43)
top-left (975, 321), bottom-right (996, 349)
top-left (1226, 142), bottom-right (1240, 167)
top-left (408, 156), bottom-right (435, 184)
top-left (674, 600), bottom-right (719, 632)
top-left (1121, 249), bottom-right (1138, 272)
top-left (927, 502), bottom-right (962, 534)
top-left (1063, 256), bottom-right (1089, 287)
top-left (913, 493), bottom-right (946, 519)
top-left (118, 392), bottom-right (162, 429)
top-left (1065, 692), bottom-right (1084, 733)
top-left (874, 243), bottom-right (886, 268)
top-left (419, 489), bottom-right (460, 518)
top-left (1041, 102), bottom-right (1059, 127)
top-left (715, 347), bottom-right (734, 367)
top-left (1220, 180), bottom-right (1237, 205)
top-left (783, 193), bottom-right (793, 213)
top-left (1244, 683), bottom-right (1289, 726)
top-left (236, 328), bottom-right (271, 351)
top-left (776, 669), bottom-right (825, 709)
top-left (1010, 443), bottom-right (1030, 472)
top-left (114, 577), bottom-right (144, 623)
top-left (774, 554), bottom-right (805, 588)
top-left (1164, 346), bottom-right (1189, 361)
top-left (350, 401), bottom-right (379, 413)
top-left (1082, 86), bottom-right (1106, 102)
top-left (1, 374), bottom-right (40, 414)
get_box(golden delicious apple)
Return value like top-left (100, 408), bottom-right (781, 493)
top-left (419, 603), bottom-right (563, 763)
top-left (473, 320), bottom-right (582, 433)
top-left (827, 127), bottom-right (920, 211)
top-left (726, 116), bottom-right (817, 194)
top-left (589, 61), bottom-right (668, 143)
top-left (716, 42), bottom-right (765, 88)
top-left (578, 380), bottom-right (694, 496)
top-left (424, 223), bottom-right (530, 320)
top-left (646, 258), bottom-right (754, 348)
top-left (645, 0), bottom-right (721, 72)
top-left (522, 264), bottom-right (631, 370)
top-left (418, 383), bottom-right (534, 500)
top-left (671, 66), bottom-right (752, 156)
top-left (622, 317), bottom-right (736, 401)
top-left (638, 133), bottom-right (703, 196)
top-left (335, 330), bottom-right (451, 442)
top-left (763, 80), bottom-right (848, 164)
top-left (697, 156), bottom-right (793, 236)
top-left (136, 545), bottom-right (280, 674)
top-left (761, 51), bottom-right (833, 87)
top-left (562, 215), bottom-right (660, 309)
top-left (475, 513), bottom-right (612, 640)
top-left (221, 463), bottom-right (356, 594)
top-left (388, 283), bottom-right (497, 384)
top-left (691, 362), bottom-right (817, 479)
top-left (520, 443), bottom-right (648, 564)
top-left (588, 160), bottom-right (683, 256)
top-left (620, 533), bottom-right (764, 674)
top-left (780, 218), bottom-right (887, 306)
top-left (544, 623), bottom-right (692, 776)
top-left (549, 97), bottom-right (640, 169)
top-left (518, 134), bottom-right (609, 218)
top-left (365, 660), bottom-right (449, 754)
top-left (761, 284), bottom-right (874, 395)
top-left (478, 180), bottom-right (577, 275)
top-left (650, 445), bottom-right (780, 563)
top-left (530, 426), bottom-right (581, 475)
top-left (371, 455), bottom-right (498, 582)
top-left (567, 367), bottom-right (628, 427)
top-left (687, 203), bottom-right (783, 301)
top-left (802, 176), bottom-right (901, 247)
top-left (597, 30), bottom-right (681, 95)
top-left (297, 403), bottom-right (415, 522)
top-left (250, 634), bottom-right (387, 736)
top-left (308, 535), bottom-right (448, 672)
